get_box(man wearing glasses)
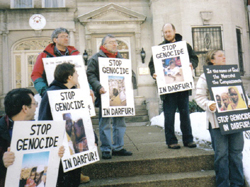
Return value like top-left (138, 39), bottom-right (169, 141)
top-left (87, 34), bottom-right (133, 159)
top-left (0, 88), bottom-right (37, 186)
top-left (31, 27), bottom-right (79, 97)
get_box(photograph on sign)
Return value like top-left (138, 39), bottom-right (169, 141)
top-left (109, 76), bottom-right (127, 107)
top-left (212, 85), bottom-right (247, 113)
top-left (19, 152), bottom-right (49, 187)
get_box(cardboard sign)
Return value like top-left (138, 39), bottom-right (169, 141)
top-left (98, 57), bottom-right (135, 117)
top-left (43, 55), bottom-right (95, 117)
top-left (204, 65), bottom-right (250, 134)
top-left (151, 41), bottom-right (194, 95)
top-left (47, 89), bottom-right (99, 172)
top-left (5, 121), bottom-right (65, 187)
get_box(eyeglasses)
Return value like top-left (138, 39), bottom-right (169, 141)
top-left (57, 35), bottom-right (70, 39)
top-left (105, 41), bottom-right (118, 45)
top-left (31, 102), bottom-right (38, 107)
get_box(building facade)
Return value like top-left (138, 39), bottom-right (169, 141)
top-left (0, 0), bottom-right (250, 117)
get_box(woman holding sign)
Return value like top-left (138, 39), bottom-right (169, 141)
top-left (195, 50), bottom-right (245, 187)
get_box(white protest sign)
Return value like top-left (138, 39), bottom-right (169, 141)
top-left (98, 57), bottom-right (135, 117)
top-left (43, 55), bottom-right (95, 117)
top-left (152, 41), bottom-right (194, 95)
top-left (47, 89), bottom-right (99, 172)
top-left (5, 121), bottom-right (65, 187)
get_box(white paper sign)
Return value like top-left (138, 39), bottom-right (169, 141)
top-left (98, 57), bottom-right (135, 117)
top-left (47, 89), bottom-right (99, 172)
top-left (152, 41), bottom-right (194, 95)
top-left (43, 55), bottom-right (95, 117)
top-left (5, 121), bottom-right (65, 187)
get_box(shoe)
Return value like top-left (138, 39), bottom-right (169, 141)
top-left (102, 151), bottom-right (112, 159)
top-left (80, 173), bottom-right (90, 184)
top-left (168, 144), bottom-right (181, 149)
top-left (112, 149), bottom-right (132, 156)
top-left (184, 142), bottom-right (197, 148)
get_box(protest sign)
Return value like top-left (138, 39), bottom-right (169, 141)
top-left (151, 41), bottom-right (194, 95)
top-left (204, 65), bottom-right (250, 134)
top-left (47, 89), bottom-right (99, 172)
top-left (43, 55), bottom-right (95, 117)
top-left (98, 57), bottom-right (135, 117)
top-left (5, 121), bottom-right (65, 187)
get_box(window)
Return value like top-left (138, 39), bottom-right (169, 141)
top-left (192, 27), bottom-right (223, 76)
top-left (43, 0), bottom-right (65, 8)
top-left (11, 0), bottom-right (33, 8)
top-left (236, 28), bottom-right (244, 76)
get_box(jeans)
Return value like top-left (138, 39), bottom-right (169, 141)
top-left (99, 106), bottom-right (126, 152)
top-left (162, 91), bottom-right (194, 145)
top-left (209, 125), bottom-right (244, 187)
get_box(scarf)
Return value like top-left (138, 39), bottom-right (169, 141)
top-left (100, 45), bottom-right (117, 58)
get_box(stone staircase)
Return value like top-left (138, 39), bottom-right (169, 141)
top-left (80, 125), bottom-right (216, 187)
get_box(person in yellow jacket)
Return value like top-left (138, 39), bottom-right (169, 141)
top-left (227, 86), bottom-right (247, 110)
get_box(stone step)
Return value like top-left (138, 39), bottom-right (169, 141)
top-left (80, 126), bottom-right (215, 186)
top-left (80, 170), bottom-right (216, 187)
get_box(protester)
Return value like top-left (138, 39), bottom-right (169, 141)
top-left (195, 49), bottom-right (245, 187)
top-left (148, 23), bottom-right (198, 149)
top-left (38, 63), bottom-right (83, 186)
top-left (0, 88), bottom-right (64, 187)
top-left (87, 34), bottom-right (133, 159)
top-left (31, 27), bottom-right (79, 97)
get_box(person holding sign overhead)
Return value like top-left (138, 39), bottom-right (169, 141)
top-left (195, 50), bottom-right (246, 187)
top-left (148, 23), bottom-right (198, 149)
top-left (87, 34), bottom-right (133, 159)
top-left (0, 88), bottom-right (64, 187)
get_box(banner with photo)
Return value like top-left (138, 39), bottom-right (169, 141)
top-left (98, 57), bottom-right (135, 117)
top-left (5, 121), bottom-right (65, 187)
top-left (43, 55), bottom-right (95, 117)
top-left (204, 65), bottom-right (250, 135)
top-left (151, 41), bottom-right (194, 95)
top-left (47, 89), bottom-right (99, 172)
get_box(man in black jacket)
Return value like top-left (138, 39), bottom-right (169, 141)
top-left (148, 23), bottom-right (198, 149)
top-left (87, 34), bottom-right (132, 159)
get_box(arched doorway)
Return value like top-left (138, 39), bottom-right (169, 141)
top-left (12, 38), bottom-right (51, 88)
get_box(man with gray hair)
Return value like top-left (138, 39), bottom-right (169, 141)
top-left (87, 34), bottom-right (133, 159)
top-left (31, 27), bottom-right (79, 97)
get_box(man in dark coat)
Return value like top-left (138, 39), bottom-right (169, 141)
top-left (87, 34), bottom-right (133, 159)
top-left (148, 23), bottom-right (198, 149)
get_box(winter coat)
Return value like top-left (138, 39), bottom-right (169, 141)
top-left (31, 43), bottom-right (79, 96)
top-left (195, 73), bottom-right (219, 129)
top-left (0, 116), bottom-right (12, 187)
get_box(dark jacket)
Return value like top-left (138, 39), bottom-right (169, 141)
top-left (31, 43), bottom-right (79, 96)
top-left (86, 50), bottom-right (137, 107)
top-left (0, 116), bottom-right (13, 187)
top-left (148, 33), bottom-right (198, 99)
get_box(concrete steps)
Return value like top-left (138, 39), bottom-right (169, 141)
top-left (80, 125), bottom-right (216, 187)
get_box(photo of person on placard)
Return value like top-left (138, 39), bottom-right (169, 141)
top-left (212, 85), bottom-right (247, 113)
top-left (19, 152), bottom-right (49, 187)
top-left (108, 76), bottom-right (127, 106)
top-left (62, 113), bottom-right (76, 155)
top-left (162, 57), bottom-right (184, 84)
top-left (73, 119), bottom-right (89, 153)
